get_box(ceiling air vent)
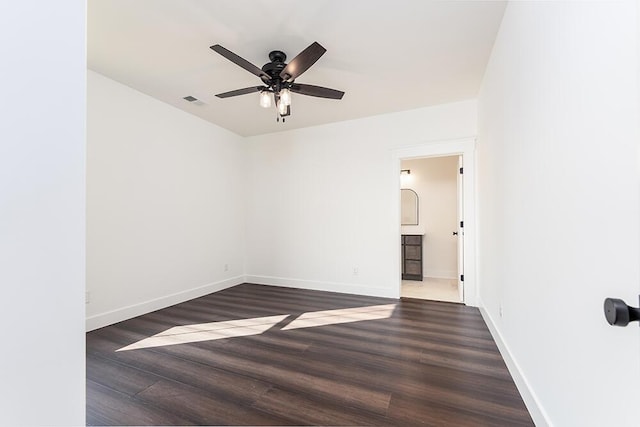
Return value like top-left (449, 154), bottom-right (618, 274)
top-left (182, 95), bottom-right (207, 106)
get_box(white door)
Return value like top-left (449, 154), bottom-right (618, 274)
top-left (457, 155), bottom-right (464, 302)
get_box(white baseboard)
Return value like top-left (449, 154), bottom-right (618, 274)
top-left (245, 275), bottom-right (398, 299)
top-left (478, 299), bottom-right (551, 427)
top-left (85, 275), bottom-right (244, 331)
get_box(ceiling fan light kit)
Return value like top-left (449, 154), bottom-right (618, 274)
top-left (279, 88), bottom-right (292, 106)
top-left (259, 90), bottom-right (272, 108)
top-left (210, 42), bottom-right (344, 123)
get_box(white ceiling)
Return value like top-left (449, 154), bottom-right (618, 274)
top-left (88, 0), bottom-right (506, 137)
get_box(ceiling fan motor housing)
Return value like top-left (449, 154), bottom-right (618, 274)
top-left (262, 51), bottom-right (288, 85)
top-left (268, 50), bottom-right (286, 63)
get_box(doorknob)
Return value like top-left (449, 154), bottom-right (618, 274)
top-left (603, 296), bottom-right (640, 326)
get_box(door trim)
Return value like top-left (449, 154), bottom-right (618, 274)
top-left (392, 137), bottom-right (477, 306)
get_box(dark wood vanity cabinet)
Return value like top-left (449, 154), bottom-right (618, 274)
top-left (402, 234), bottom-right (423, 281)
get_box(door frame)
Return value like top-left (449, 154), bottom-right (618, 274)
top-left (457, 154), bottom-right (465, 302)
top-left (392, 137), bottom-right (477, 306)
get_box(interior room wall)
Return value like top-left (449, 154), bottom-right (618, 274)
top-left (401, 156), bottom-right (458, 279)
top-left (477, 1), bottom-right (640, 425)
top-left (244, 100), bottom-right (477, 298)
top-left (86, 71), bottom-right (246, 330)
top-left (1, 2), bottom-right (86, 425)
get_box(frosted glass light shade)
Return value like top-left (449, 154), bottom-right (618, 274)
top-left (259, 91), bottom-right (271, 108)
top-left (280, 88), bottom-right (291, 106)
top-left (277, 100), bottom-right (287, 115)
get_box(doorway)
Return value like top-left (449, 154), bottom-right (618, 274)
top-left (392, 137), bottom-right (476, 306)
top-left (400, 156), bottom-right (462, 303)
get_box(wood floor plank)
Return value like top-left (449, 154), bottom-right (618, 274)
top-left (298, 341), bottom-right (519, 398)
top-left (86, 355), bottom-right (160, 397)
top-left (419, 347), bottom-right (513, 380)
top-left (251, 387), bottom-right (391, 426)
top-left (99, 345), bottom-right (275, 405)
top-left (86, 283), bottom-right (534, 426)
top-left (86, 380), bottom-right (193, 426)
top-left (135, 379), bottom-right (291, 426)
top-left (386, 393), bottom-right (532, 427)
top-left (155, 340), bottom-right (394, 416)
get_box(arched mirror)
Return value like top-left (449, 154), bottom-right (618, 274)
top-left (401, 189), bottom-right (419, 225)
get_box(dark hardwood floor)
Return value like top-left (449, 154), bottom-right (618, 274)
top-left (86, 283), bottom-right (534, 426)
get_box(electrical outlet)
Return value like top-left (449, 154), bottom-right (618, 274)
top-left (85, 291), bottom-right (90, 304)
top-left (224, 264), bottom-right (229, 272)
top-left (353, 267), bottom-right (359, 276)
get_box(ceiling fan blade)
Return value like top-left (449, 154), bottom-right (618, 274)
top-left (290, 83), bottom-right (344, 100)
top-left (280, 42), bottom-right (326, 82)
top-left (210, 44), bottom-right (270, 80)
top-left (215, 86), bottom-right (264, 98)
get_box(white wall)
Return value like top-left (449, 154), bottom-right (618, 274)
top-left (245, 100), bottom-right (477, 298)
top-left (86, 71), bottom-right (246, 330)
top-left (402, 156), bottom-right (459, 279)
top-left (0, 2), bottom-right (86, 425)
top-left (477, 1), bottom-right (640, 425)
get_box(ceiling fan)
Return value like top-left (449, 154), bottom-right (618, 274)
top-left (210, 42), bottom-right (345, 122)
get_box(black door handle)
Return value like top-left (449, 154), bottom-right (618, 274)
top-left (604, 296), bottom-right (640, 326)
top-left (452, 232), bottom-right (458, 236)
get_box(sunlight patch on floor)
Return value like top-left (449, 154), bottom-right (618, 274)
top-left (116, 315), bottom-right (288, 351)
top-left (281, 304), bottom-right (397, 330)
top-left (117, 303), bottom-right (397, 351)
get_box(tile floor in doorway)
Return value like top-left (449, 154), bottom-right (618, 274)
top-left (401, 277), bottom-right (461, 303)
